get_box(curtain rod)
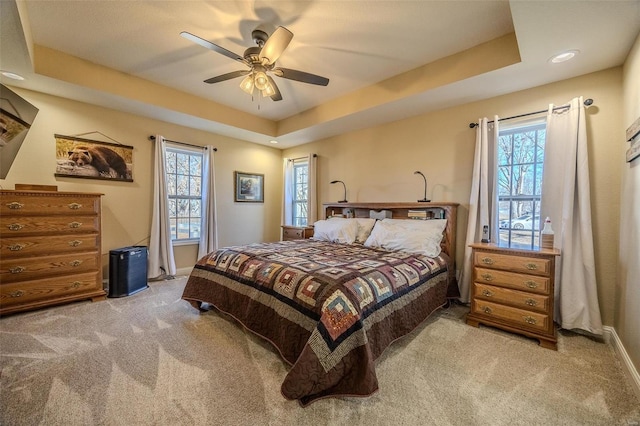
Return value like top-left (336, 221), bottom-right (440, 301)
top-left (288, 154), bottom-right (317, 161)
top-left (468, 98), bottom-right (594, 129)
top-left (148, 135), bottom-right (217, 151)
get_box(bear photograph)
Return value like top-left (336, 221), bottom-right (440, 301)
top-left (55, 135), bottom-right (133, 182)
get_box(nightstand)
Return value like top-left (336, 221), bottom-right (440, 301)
top-left (466, 243), bottom-right (561, 350)
top-left (281, 226), bottom-right (314, 241)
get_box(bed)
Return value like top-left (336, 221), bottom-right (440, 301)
top-left (182, 202), bottom-right (458, 406)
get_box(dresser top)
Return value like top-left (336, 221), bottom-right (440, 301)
top-left (1, 190), bottom-right (104, 197)
top-left (469, 242), bottom-right (560, 256)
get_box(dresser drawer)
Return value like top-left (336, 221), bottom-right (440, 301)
top-left (0, 271), bottom-right (102, 308)
top-left (474, 251), bottom-right (551, 276)
top-left (474, 283), bottom-right (550, 313)
top-left (1, 234), bottom-right (99, 259)
top-left (0, 251), bottom-right (99, 284)
top-left (1, 194), bottom-right (100, 215)
top-left (474, 267), bottom-right (550, 295)
top-left (473, 300), bottom-right (550, 333)
top-left (1, 215), bottom-right (99, 236)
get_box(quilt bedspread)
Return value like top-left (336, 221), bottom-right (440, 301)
top-left (182, 239), bottom-right (449, 405)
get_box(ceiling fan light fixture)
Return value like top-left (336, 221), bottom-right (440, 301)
top-left (239, 74), bottom-right (254, 94)
top-left (254, 70), bottom-right (269, 91)
top-left (261, 82), bottom-right (276, 97)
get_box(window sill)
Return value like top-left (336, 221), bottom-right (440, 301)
top-left (172, 239), bottom-right (199, 247)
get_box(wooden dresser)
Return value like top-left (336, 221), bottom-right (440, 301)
top-left (466, 243), bottom-right (560, 350)
top-left (281, 225), bottom-right (314, 241)
top-left (0, 190), bottom-right (106, 315)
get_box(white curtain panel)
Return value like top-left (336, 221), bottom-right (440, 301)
top-left (541, 97), bottom-right (603, 335)
top-left (282, 158), bottom-right (294, 226)
top-left (460, 117), bottom-right (499, 302)
top-left (307, 154), bottom-right (318, 224)
top-left (148, 135), bottom-right (176, 278)
top-left (198, 146), bottom-right (218, 259)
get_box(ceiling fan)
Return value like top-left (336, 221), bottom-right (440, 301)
top-left (180, 26), bottom-right (329, 102)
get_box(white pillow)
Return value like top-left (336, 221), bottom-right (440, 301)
top-left (324, 218), bottom-right (376, 243)
top-left (363, 219), bottom-right (446, 257)
top-left (313, 219), bottom-right (359, 244)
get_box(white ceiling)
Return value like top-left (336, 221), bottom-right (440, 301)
top-left (1, 1), bottom-right (639, 148)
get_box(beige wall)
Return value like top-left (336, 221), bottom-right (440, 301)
top-left (0, 88), bottom-right (283, 276)
top-left (284, 68), bottom-right (623, 328)
top-left (618, 32), bottom-right (640, 373)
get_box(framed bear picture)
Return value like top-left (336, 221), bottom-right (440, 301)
top-left (54, 134), bottom-right (134, 182)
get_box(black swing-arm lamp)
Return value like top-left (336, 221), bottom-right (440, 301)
top-left (414, 171), bottom-right (430, 202)
top-left (330, 180), bottom-right (348, 203)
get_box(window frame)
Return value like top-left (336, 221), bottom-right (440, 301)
top-left (164, 143), bottom-right (204, 245)
top-left (496, 120), bottom-right (546, 250)
top-left (291, 158), bottom-right (309, 227)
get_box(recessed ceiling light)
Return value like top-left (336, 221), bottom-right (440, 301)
top-left (1, 71), bottom-right (25, 80)
top-left (269, 140), bottom-right (278, 144)
top-left (549, 50), bottom-right (579, 64)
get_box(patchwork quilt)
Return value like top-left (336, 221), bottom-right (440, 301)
top-left (182, 239), bottom-right (449, 406)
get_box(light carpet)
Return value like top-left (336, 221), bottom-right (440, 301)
top-left (1, 277), bottom-right (638, 426)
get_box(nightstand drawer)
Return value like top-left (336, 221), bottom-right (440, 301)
top-left (281, 226), bottom-right (314, 241)
top-left (474, 267), bottom-right (550, 295)
top-left (283, 228), bottom-right (305, 239)
top-left (474, 283), bottom-right (550, 313)
top-left (474, 251), bottom-right (551, 275)
top-left (473, 300), bottom-right (549, 332)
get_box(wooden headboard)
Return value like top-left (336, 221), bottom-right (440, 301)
top-left (323, 202), bottom-right (459, 295)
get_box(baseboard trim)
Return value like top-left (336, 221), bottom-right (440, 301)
top-left (175, 267), bottom-right (194, 277)
top-left (603, 325), bottom-right (640, 401)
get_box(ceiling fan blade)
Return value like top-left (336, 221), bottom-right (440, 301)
top-left (272, 68), bottom-right (329, 86)
top-left (204, 70), bottom-right (251, 84)
top-left (267, 75), bottom-right (283, 101)
top-left (259, 26), bottom-right (293, 65)
top-left (180, 31), bottom-right (245, 63)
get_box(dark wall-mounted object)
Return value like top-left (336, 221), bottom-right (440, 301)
top-left (0, 84), bottom-right (39, 179)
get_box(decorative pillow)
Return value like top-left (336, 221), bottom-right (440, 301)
top-left (312, 219), bottom-right (359, 244)
top-left (323, 217), bottom-right (376, 243)
top-left (354, 218), bottom-right (376, 243)
top-left (364, 219), bottom-right (447, 257)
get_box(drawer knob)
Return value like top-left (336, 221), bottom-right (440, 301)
top-left (68, 240), bottom-right (83, 247)
top-left (523, 316), bottom-right (537, 325)
top-left (525, 280), bottom-right (538, 289)
top-left (71, 281), bottom-right (81, 288)
top-left (481, 273), bottom-right (493, 281)
top-left (9, 266), bottom-right (25, 274)
top-left (482, 306), bottom-right (493, 314)
top-left (9, 290), bottom-right (24, 298)
top-left (525, 298), bottom-right (538, 307)
top-left (68, 222), bottom-right (83, 229)
top-left (525, 263), bottom-right (538, 270)
top-left (69, 260), bottom-right (83, 267)
top-left (8, 244), bottom-right (25, 251)
top-left (481, 257), bottom-right (495, 265)
top-left (6, 202), bottom-right (24, 210)
top-left (7, 223), bottom-right (24, 231)
top-left (482, 289), bottom-right (493, 297)
top-left (68, 203), bottom-right (83, 210)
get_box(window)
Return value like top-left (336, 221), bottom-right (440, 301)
top-left (165, 145), bottom-right (202, 242)
top-left (497, 121), bottom-right (546, 249)
top-left (292, 159), bottom-right (308, 226)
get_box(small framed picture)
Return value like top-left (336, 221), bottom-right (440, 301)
top-left (234, 171), bottom-right (264, 202)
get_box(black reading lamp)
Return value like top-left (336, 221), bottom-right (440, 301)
top-left (330, 180), bottom-right (348, 203)
top-left (414, 171), bottom-right (430, 202)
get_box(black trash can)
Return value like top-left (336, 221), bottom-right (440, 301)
top-left (108, 246), bottom-right (149, 298)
